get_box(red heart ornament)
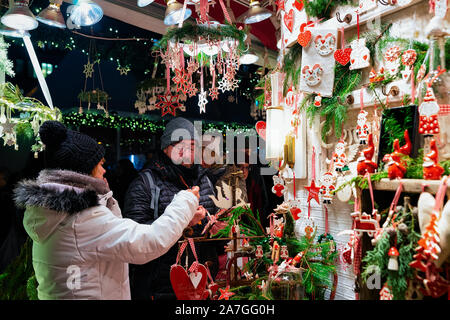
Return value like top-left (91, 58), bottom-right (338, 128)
top-left (334, 48), bottom-right (352, 66)
top-left (255, 121), bottom-right (266, 140)
top-left (283, 9), bottom-right (294, 33)
top-left (297, 30), bottom-right (311, 47)
top-left (293, 0), bottom-right (304, 11)
top-left (170, 264), bottom-right (208, 300)
top-left (290, 207), bottom-right (302, 220)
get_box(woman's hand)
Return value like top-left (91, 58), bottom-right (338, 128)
top-left (187, 186), bottom-right (200, 200)
top-left (189, 205), bottom-right (207, 226)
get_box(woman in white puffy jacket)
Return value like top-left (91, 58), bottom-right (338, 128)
top-left (13, 121), bottom-right (203, 300)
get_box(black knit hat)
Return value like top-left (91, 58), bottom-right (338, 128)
top-left (39, 121), bottom-right (105, 175)
top-left (160, 117), bottom-right (200, 150)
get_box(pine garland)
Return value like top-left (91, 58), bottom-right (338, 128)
top-left (152, 23), bottom-right (246, 54)
top-left (304, 0), bottom-right (354, 19)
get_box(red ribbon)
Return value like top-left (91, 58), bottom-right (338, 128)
top-left (356, 13), bottom-right (360, 40)
top-left (324, 205), bottom-right (329, 234)
top-left (166, 63), bottom-right (170, 93)
top-left (410, 68), bottom-right (416, 104)
top-left (218, 0), bottom-right (232, 24)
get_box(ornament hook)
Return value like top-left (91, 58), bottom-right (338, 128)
top-left (337, 94), bottom-right (354, 107)
top-left (378, 0), bottom-right (397, 5)
top-left (381, 85), bottom-right (400, 97)
top-left (336, 12), bottom-right (352, 24)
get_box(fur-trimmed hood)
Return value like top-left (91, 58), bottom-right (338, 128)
top-left (14, 169), bottom-right (112, 243)
top-left (14, 169), bottom-right (110, 214)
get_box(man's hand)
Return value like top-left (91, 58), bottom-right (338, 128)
top-left (189, 205), bottom-right (207, 226)
top-left (187, 186), bottom-right (200, 200)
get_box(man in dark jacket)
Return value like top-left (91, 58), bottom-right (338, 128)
top-left (123, 117), bottom-right (223, 300)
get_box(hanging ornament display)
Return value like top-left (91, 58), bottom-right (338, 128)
top-left (423, 139), bottom-right (444, 180)
top-left (272, 174), bottom-right (287, 197)
top-left (356, 109), bottom-right (369, 145)
top-left (400, 49), bottom-right (417, 81)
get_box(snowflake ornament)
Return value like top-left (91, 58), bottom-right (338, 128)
top-left (218, 78), bottom-right (230, 93)
top-left (209, 87), bottom-right (219, 100)
top-left (172, 69), bottom-right (189, 94)
top-left (156, 92), bottom-right (184, 117)
top-left (83, 61), bottom-right (95, 78)
top-left (198, 90), bottom-right (208, 113)
top-left (187, 58), bottom-right (199, 74)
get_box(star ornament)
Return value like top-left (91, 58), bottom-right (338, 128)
top-left (305, 179), bottom-right (320, 205)
top-left (172, 69), bottom-right (189, 94)
top-left (117, 65), bottom-right (130, 75)
top-left (218, 286), bottom-right (235, 300)
top-left (83, 61), bottom-right (94, 78)
top-left (218, 78), bottom-right (229, 93)
top-left (155, 92), bottom-right (183, 117)
top-left (209, 87), bottom-right (219, 100)
top-left (198, 90), bottom-right (208, 114)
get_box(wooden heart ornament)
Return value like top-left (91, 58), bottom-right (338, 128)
top-left (293, 0), bottom-right (304, 11)
top-left (334, 48), bottom-right (352, 66)
top-left (283, 9), bottom-right (294, 33)
top-left (297, 30), bottom-right (311, 47)
top-left (255, 121), bottom-right (266, 140)
top-left (170, 264), bottom-right (208, 300)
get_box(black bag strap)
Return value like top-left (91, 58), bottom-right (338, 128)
top-left (141, 170), bottom-right (160, 220)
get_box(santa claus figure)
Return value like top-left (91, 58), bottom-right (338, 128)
top-left (419, 87), bottom-right (440, 136)
top-left (332, 139), bottom-right (348, 172)
top-left (255, 245), bottom-right (264, 259)
top-left (320, 171), bottom-right (335, 204)
top-left (356, 110), bottom-right (370, 145)
top-left (423, 139), bottom-right (444, 180)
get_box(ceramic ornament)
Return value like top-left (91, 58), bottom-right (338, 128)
top-left (320, 171), bottom-right (335, 204)
top-left (384, 46), bottom-right (401, 76)
top-left (272, 175), bottom-right (287, 197)
top-left (299, 28), bottom-right (337, 97)
top-left (358, 0), bottom-right (377, 13)
top-left (332, 138), bottom-right (348, 172)
top-left (349, 38), bottom-right (370, 70)
top-left (356, 109), bottom-right (370, 145)
top-left (401, 49), bottom-right (417, 81)
top-left (423, 139), bottom-right (444, 180)
top-left (419, 87), bottom-right (440, 136)
top-left (281, 0), bottom-right (307, 47)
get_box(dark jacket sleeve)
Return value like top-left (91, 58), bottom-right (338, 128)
top-left (123, 174), bottom-right (155, 225)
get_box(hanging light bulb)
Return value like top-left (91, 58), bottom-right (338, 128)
top-left (36, 0), bottom-right (66, 28)
top-left (137, 0), bottom-right (155, 7)
top-left (164, 0), bottom-right (191, 26)
top-left (69, 0), bottom-right (103, 27)
top-left (0, 22), bottom-right (30, 37)
top-left (1, 0), bottom-right (38, 31)
top-left (240, 0), bottom-right (272, 24)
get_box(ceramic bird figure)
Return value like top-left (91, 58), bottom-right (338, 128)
top-left (423, 139), bottom-right (444, 180)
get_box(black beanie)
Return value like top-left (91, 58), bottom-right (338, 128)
top-left (39, 121), bottom-right (105, 175)
top-left (160, 117), bottom-right (200, 150)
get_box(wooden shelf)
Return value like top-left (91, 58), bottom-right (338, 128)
top-left (371, 178), bottom-right (450, 196)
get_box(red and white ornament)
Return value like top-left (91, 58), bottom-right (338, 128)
top-left (314, 33), bottom-right (336, 56)
top-left (423, 139), bottom-right (444, 180)
top-left (280, 245), bottom-right (289, 260)
top-left (272, 175), bottom-right (286, 197)
top-left (356, 109), bottom-right (370, 145)
top-left (332, 138), bottom-right (348, 173)
top-left (380, 283), bottom-right (394, 300)
top-left (320, 171), bottom-right (335, 204)
top-left (302, 64), bottom-right (323, 87)
top-left (384, 46), bottom-right (401, 76)
top-left (255, 245), bottom-right (264, 259)
top-left (314, 94), bottom-right (322, 107)
top-left (419, 87), bottom-right (440, 136)
top-left (349, 38), bottom-right (370, 70)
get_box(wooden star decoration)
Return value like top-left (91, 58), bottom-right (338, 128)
top-left (209, 87), bottom-right (219, 100)
top-left (117, 65), bottom-right (130, 75)
top-left (218, 286), bottom-right (235, 300)
top-left (159, 49), bottom-right (172, 68)
top-left (305, 179), bottom-right (320, 205)
top-left (156, 92), bottom-right (183, 117)
top-left (218, 78), bottom-right (229, 93)
top-left (228, 95), bottom-right (235, 103)
top-left (4, 134), bottom-right (16, 147)
top-left (2, 119), bottom-right (16, 135)
top-left (172, 69), bottom-right (189, 94)
top-left (198, 90), bottom-right (208, 114)
top-left (83, 61), bottom-right (95, 78)
top-left (227, 78), bottom-right (239, 91)
top-left (186, 80), bottom-right (198, 97)
top-left (187, 59), bottom-right (199, 74)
